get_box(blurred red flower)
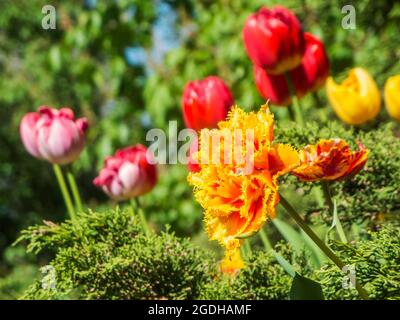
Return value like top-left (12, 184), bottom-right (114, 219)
top-left (291, 32), bottom-right (330, 97)
top-left (182, 76), bottom-right (234, 131)
top-left (243, 6), bottom-right (305, 75)
top-left (253, 33), bottom-right (329, 106)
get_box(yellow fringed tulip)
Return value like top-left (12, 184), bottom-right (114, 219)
top-left (326, 68), bottom-right (381, 125)
top-left (384, 75), bottom-right (400, 122)
top-left (188, 104), bottom-right (299, 256)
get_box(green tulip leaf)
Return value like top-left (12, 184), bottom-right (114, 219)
top-left (272, 250), bottom-right (296, 278)
top-left (289, 273), bottom-right (325, 300)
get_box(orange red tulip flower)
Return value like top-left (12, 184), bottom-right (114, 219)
top-left (188, 104), bottom-right (299, 255)
top-left (292, 138), bottom-right (368, 182)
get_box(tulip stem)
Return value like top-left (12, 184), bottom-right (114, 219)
top-left (132, 198), bottom-right (150, 236)
top-left (322, 181), bottom-right (348, 243)
top-left (285, 73), bottom-right (305, 126)
top-left (312, 92), bottom-right (324, 109)
top-left (287, 104), bottom-right (296, 122)
top-left (321, 180), bottom-right (334, 214)
top-left (279, 193), bottom-right (370, 300)
top-left (53, 164), bottom-right (76, 221)
top-left (259, 228), bottom-right (272, 251)
top-left (66, 170), bottom-right (83, 213)
top-left (243, 239), bottom-right (253, 258)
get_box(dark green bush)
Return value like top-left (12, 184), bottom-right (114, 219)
top-left (276, 121), bottom-right (400, 227)
top-left (201, 226), bottom-right (400, 300)
top-left (16, 208), bottom-right (215, 300)
top-left (14, 207), bottom-right (400, 300)
top-left (316, 225), bottom-right (400, 300)
top-left (199, 244), bottom-right (302, 300)
top-left (0, 245), bottom-right (38, 299)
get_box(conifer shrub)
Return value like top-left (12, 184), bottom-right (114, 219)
top-left (16, 208), bottom-right (215, 300)
top-left (15, 207), bottom-right (400, 300)
top-left (276, 121), bottom-right (400, 227)
top-left (316, 225), bottom-right (400, 300)
top-left (201, 226), bottom-right (400, 300)
top-left (199, 243), bottom-right (302, 300)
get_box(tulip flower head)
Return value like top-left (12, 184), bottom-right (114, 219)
top-left (253, 65), bottom-right (291, 106)
top-left (220, 249), bottom-right (245, 275)
top-left (20, 106), bottom-right (88, 165)
top-left (290, 32), bottom-right (330, 96)
top-left (292, 139), bottom-right (368, 182)
top-left (188, 104), bottom-right (299, 255)
top-left (326, 68), bottom-right (381, 125)
top-left (93, 145), bottom-right (157, 201)
top-left (384, 75), bottom-right (400, 122)
top-left (253, 33), bottom-right (329, 106)
top-left (243, 6), bottom-right (305, 75)
top-left (182, 76), bottom-right (234, 131)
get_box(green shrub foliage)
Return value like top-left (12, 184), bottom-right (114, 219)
top-left (201, 227), bottom-right (400, 300)
top-left (16, 208), bottom-right (215, 300)
top-left (276, 121), bottom-right (400, 227)
top-left (316, 225), bottom-right (400, 300)
top-left (14, 207), bottom-right (400, 300)
top-left (199, 244), bottom-right (294, 300)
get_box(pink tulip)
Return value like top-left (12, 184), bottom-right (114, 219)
top-left (20, 106), bottom-right (88, 165)
top-left (93, 145), bottom-right (157, 201)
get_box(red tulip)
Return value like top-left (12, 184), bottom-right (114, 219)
top-left (182, 76), bottom-right (234, 131)
top-left (93, 145), bottom-right (157, 201)
top-left (290, 33), bottom-right (330, 96)
top-left (20, 106), bottom-right (88, 165)
top-left (243, 6), bottom-right (305, 75)
top-left (253, 65), bottom-right (291, 106)
top-left (254, 33), bottom-right (329, 105)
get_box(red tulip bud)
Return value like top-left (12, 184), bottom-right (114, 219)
top-left (243, 6), bottom-right (305, 75)
top-left (182, 76), bottom-right (234, 131)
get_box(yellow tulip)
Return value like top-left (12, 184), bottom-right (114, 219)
top-left (326, 68), bottom-right (381, 125)
top-left (384, 75), bottom-right (400, 122)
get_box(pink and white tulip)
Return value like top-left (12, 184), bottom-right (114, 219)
top-left (20, 106), bottom-right (88, 165)
top-left (93, 145), bottom-right (157, 201)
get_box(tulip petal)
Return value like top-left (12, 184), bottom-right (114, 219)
top-left (20, 112), bottom-right (42, 158)
top-left (119, 162), bottom-right (140, 191)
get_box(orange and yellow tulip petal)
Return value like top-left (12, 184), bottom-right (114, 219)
top-left (188, 104), bottom-right (299, 254)
top-left (292, 139), bottom-right (368, 182)
top-left (326, 68), bottom-right (381, 125)
top-left (220, 249), bottom-right (245, 276)
top-left (384, 75), bottom-right (400, 122)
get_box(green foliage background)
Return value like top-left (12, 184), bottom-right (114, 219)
top-left (0, 0), bottom-right (400, 299)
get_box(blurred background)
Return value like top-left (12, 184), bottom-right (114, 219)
top-left (0, 0), bottom-right (399, 298)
